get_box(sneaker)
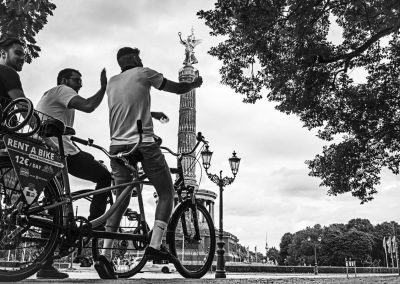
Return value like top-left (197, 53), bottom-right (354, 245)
top-left (36, 266), bottom-right (69, 279)
top-left (94, 255), bottom-right (118, 279)
top-left (145, 245), bottom-right (179, 264)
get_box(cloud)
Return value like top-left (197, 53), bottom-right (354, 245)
top-left (268, 167), bottom-right (323, 197)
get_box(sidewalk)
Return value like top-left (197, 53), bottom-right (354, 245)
top-left (21, 266), bottom-right (400, 284)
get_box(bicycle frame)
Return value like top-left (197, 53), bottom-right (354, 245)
top-left (26, 132), bottom-right (206, 245)
top-left (2, 109), bottom-right (209, 253)
top-left (23, 135), bottom-right (152, 245)
top-left (1, 99), bottom-right (215, 280)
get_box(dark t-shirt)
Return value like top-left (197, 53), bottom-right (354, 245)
top-left (0, 64), bottom-right (23, 108)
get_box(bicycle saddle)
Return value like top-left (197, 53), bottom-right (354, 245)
top-left (39, 118), bottom-right (76, 137)
top-left (39, 118), bottom-right (65, 137)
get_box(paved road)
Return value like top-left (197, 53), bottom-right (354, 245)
top-left (19, 267), bottom-right (400, 284)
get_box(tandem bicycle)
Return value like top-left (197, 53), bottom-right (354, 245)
top-left (0, 97), bottom-right (216, 281)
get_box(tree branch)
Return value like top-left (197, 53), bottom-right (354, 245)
top-left (319, 18), bottom-right (400, 64)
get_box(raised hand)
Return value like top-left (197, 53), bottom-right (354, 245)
top-left (193, 76), bottom-right (203, 88)
top-left (151, 112), bottom-right (169, 123)
top-left (100, 68), bottom-right (107, 89)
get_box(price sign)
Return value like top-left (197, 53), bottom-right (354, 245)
top-left (3, 135), bottom-right (64, 204)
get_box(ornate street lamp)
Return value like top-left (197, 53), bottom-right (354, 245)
top-left (307, 235), bottom-right (322, 275)
top-left (201, 145), bottom-right (241, 278)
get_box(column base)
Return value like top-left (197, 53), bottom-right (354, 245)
top-left (215, 240), bottom-right (226, 278)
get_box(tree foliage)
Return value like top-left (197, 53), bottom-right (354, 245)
top-left (347, 218), bottom-right (374, 232)
top-left (198, 0), bottom-right (400, 203)
top-left (266, 246), bottom-right (280, 263)
top-left (279, 232), bottom-right (293, 265)
top-left (0, 0), bottom-right (56, 63)
top-left (278, 219), bottom-right (398, 266)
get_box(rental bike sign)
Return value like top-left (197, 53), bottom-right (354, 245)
top-left (3, 134), bottom-right (64, 204)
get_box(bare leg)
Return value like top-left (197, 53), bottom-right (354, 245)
top-left (147, 171), bottom-right (174, 249)
top-left (101, 184), bottom-right (132, 260)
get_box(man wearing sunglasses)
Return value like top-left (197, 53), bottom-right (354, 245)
top-left (35, 68), bottom-right (112, 279)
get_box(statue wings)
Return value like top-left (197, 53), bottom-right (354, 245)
top-left (191, 39), bottom-right (202, 47)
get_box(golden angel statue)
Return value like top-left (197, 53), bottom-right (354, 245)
top-left (178, 28), bottom-right (202, 65)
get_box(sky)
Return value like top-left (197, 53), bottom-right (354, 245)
top-left (18, 0), bottom-right (400, 253)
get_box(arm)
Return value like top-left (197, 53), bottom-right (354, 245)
top-left (151, 112), bottom-right (169, 121)
top-left (2, 67), bottom-right (26, 99)
top-left (160, 76), bottom-right (203, 94)
top-left (68, 68), bottom-right (107, 113)
top-left (6, 75), bottom-right (29, 118)
top-left (178, 32), bottom-right (185, 45)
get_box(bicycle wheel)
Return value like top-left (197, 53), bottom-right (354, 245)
top-left (167, 199), bottom-right (216, 278)
top-left (0, 157), bottom-right (62, 282)
top-left (91, 208), bottom-right (149, 278)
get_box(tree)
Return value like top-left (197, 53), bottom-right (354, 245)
top-left (287, 231), bottom-right (307, 266)
top-left (198, 0), bottom-right (400, 203)
top-left (318, 222), bottom-right (375, 266)
top-left (347, 218), bottom-right (374, 233)
top-left (320, 224), bottom-right (346, 266)
top-left (372, 221), bottom-right (399, 266)
top-left (279, 232), bottom-right (293, 265)
top-left (342, 229), bottom-right (375, 263)
top-left (277, 219), bottom-right (392, 267)
top-left (284, 225), bottom-right (323, 266)
top-left (266, 246), bottom-right (280, 263)
top-left (0, 0), bottom-right (56, 63)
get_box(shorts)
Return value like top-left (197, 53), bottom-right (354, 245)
top-left (110, 142), bottom-right (172, 186)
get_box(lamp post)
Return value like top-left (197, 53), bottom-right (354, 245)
top-left (201, 145), bottom-right (241, 279)
top-left (307, 235), bottom-right (322, 275)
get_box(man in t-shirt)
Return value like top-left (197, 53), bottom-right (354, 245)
top-left (101, 47), bottom-right (202, 277)
top-left (35, 68), bottom-right (112, 279)
top-left (0, 36), bottom-right (28, 148)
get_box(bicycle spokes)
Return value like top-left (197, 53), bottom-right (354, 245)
top-left (181, 206), bottom-right (201, 243)
top-left (0, 162), bottom-right (62, 281)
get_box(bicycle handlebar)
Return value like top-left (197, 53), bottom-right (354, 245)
top-left (71, 136), bottom-right (93, 146)
top-left (160, 132), bottom-right (207, 158)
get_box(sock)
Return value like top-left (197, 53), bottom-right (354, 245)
top-left (101, 239), bottom-right (114, 260)
top-left (101, 224), bottom-right (117, 260)
top-left (149, 220), bottom-right (167, 250)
